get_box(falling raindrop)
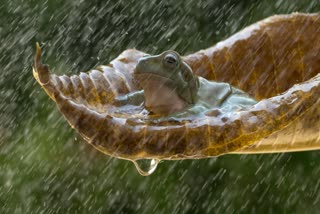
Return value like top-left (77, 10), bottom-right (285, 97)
top-left (132, 159), bottom-right (160, 176)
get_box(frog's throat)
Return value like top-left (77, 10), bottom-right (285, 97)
top-left (134, 72), bottom-right (195, 106)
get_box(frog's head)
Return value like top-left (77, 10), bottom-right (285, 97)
top-left (133, 50), bottom-right (199, 115)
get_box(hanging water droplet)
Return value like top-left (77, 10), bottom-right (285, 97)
top-left (132, 159), bottom-right (160, 176)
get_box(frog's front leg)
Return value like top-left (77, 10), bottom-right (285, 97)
top-left (220, 90), bottom-right (257, 112)
top-left (113, 90), bottom-right (145, 106)
top-left (167, 104), bottom-right (210, 119)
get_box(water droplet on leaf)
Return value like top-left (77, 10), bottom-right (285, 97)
top-left (132, 159), bottom-right (159, 176)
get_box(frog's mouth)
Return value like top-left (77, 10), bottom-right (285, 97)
top-left (133, 72), bottom-right (176, 88)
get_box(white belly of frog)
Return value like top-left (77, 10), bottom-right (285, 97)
top-left (143, 79), bottom-right (187, 115)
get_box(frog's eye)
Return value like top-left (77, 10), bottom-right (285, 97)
top-left (163, 53), bottom-right (178, 68)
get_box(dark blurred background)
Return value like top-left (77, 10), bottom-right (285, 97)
top-left (1, 0), bottom-right (320, 213)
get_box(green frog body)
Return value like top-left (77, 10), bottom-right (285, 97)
top-left (115, 51), bottom-right (257, 117)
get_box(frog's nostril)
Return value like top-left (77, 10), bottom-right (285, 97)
top-left (135, 58), bottom-right (146, 73)
top-left (137, 58), bottom-right (144, 64)
top-left (138, 56), bottom-right (149, 64)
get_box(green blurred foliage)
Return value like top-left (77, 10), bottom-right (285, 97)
top-left (1, 0), bottom-right (320, 213)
